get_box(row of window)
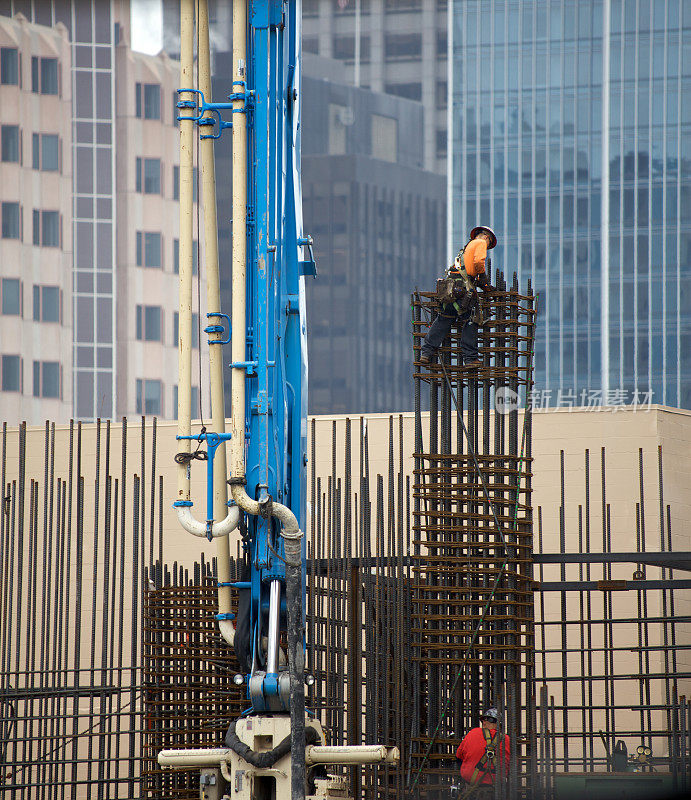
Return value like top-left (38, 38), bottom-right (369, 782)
top-left (1, 127), bottom-right (63, 171)
top-left (0, 48), bottom-right (60, 95)
top-left (135, 231), bottom-right (198, 273)
top-left (135, 305), bottom-right (199, 349)
top-left (136, 379), bottom-right (199, 418)
top-left (0, 203), bottom-right (62, 245)
top-left (1, 354), bottom-right (62, 399)
top-left (0, 279), bottom-right (63, 322)
top-left (135, 159), bottom-right (197, 200)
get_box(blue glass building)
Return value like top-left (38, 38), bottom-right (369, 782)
top-left (450, 0), bottom-right (691, 408)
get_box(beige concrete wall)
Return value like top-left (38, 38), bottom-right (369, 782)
top-left (0, 406), bottom-right (688, 767)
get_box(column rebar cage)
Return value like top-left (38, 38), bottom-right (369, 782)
top-left (409, 274), bottom-right (538, 797)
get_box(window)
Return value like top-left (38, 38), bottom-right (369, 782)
top-left (436, 128), bottom-right (447, 158)
top-left (0, 48), bottom-right (19, 85)
top-left (136, 157), bottom-right (161, 194)
top-left (41, 58), bottom-right (58, 94)
top-left (371, 115), bottom-right (397, 162)
top-left (1, 126), bottom-right (20, 163)
top-left (1, 279), bottom-right (21, 316)
top-left (135, 82), bottom-right (161, 119)
top-left (32, 57), bottom-right (59, 95)
top-left (135, 304), bottom-right (163, 341)
top-left (33, 210), bottom-right (60, 247)
top-left (303, 36), bottom-right (319, 54)
top-left (436, 80), bottom-right (448, 110)
top-left (1, 202), bottom-right (20, 239)
top-left (383, 82), bottom-right (422, 101)
top-left (136, 378), bottom-right (162, 415)
top-left (33, 361), bottom-right (60, 399)
top-left (145, 232), bottom-right (161, 267)
top-left (144, 83), bottom-right (160, 119)
top-left (384, 33), bottom-right (422, 60)
top-left (136, 231), bottom-right (162, 267)
top-left (332, 35), bottom-right (371, 61)
top-left (2, 355), bottom-right (21, 392)
top-left (33, 285), bottom-right (61, 322)
top-left (32, 134), bottom-right (59, 171)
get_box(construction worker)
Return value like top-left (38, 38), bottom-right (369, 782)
top-left (420, 226), bottom-right (496, 366)
top-left (455, 707), bottom-right (510, 797)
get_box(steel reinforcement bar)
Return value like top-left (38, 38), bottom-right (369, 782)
top-left (410, 273), bottom-right (537, 798)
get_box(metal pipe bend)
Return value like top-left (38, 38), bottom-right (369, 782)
top-left (175, 504), bottom-right (240, 538)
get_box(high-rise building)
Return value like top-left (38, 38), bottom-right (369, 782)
top-left (162, 1), bottom-right (450, 175)
top-left (0, 0), bottom-right (120, 420)
top-left (450, 0), bottom-right (691, 409)
top-left (0, 14), bottom-right (73, 422)
top-left (301, 55), bottom-right (445, 413)
top-left (0, 1), bottom-right (209, 424)
top-left (114, 41), bottom-right (208, 421)
top-left (211, 52), bottom-right (446, 415)
top-left (302, 0), bottom-right (450, 176)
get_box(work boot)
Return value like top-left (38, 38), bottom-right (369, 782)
top-left (463, 358), bottom-right (483, 369)
top-left (419, 352), bottom-right (435, 365)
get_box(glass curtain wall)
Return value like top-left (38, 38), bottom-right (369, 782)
top-left (451, 0), bottom-right (691, 408)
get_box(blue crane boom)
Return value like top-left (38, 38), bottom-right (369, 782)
top-left (167, 2), bottom-right (397, 796)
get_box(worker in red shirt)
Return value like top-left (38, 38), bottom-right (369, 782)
top-left (455, 707), bottom-right (510, 796)
top-left (420, 226), bottom-right (496, 367)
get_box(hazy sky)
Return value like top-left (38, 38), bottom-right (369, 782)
top-left (130, 0), bottom-right (163, 55)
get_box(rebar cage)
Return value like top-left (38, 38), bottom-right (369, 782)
top-left (409, 274), bottom-right (538, 797)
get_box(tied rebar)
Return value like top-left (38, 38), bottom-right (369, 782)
top-left (409, 274), bottom-right (537, 798)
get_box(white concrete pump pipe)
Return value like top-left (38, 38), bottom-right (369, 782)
top-left (176, 0), bottom-right (237, 545)
top-left (196, 0), bottom-right (239, 643)
top-left (157, 745), bottom-right (400, 768)
top-left (176, 0), bottom-right (195, 512)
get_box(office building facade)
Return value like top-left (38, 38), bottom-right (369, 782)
top-left (301, 58), bottom-right (445, 413)
top-left (302, 0), bottom-right (450, 176)
top-left (0, 1), bottom-right (208, 424)
top-left (0, 13), bottom-right (73, 423)
top-left (450, 0), bottom-right (691, 409)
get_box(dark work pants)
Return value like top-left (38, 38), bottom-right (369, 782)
top-left (421, 311), bottom-right (479, 363)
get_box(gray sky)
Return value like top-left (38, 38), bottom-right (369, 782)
top-left (130, 0), bottom-right (163, 55)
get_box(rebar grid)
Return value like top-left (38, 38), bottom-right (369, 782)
top-left (140, 558), bottom-right (246, 799)
top-left (0, 419), bottom-right (161, 799)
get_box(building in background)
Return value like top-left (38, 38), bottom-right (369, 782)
top-left (114, 42), bottom-right (207, 421)
top-left (301, 55), bottom-right (445, 413)
top-left (161, 0), bottom-right (450, 175)
top-left (0, 13), bottom-right (73, 422)
top-left (450, 0), bottom-right (691, 409)
top-left (0, 0), bottom-right (209, 424)
top-left (212, 53), bottom-right (445, 415)
top-left (302, 0), bottom-right (449, 176)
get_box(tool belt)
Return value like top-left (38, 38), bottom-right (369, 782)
top-left (436, 275), bottom-right (485, 323)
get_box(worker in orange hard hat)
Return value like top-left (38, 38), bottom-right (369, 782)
top-left (420, 226), bottom-right (496, 367)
